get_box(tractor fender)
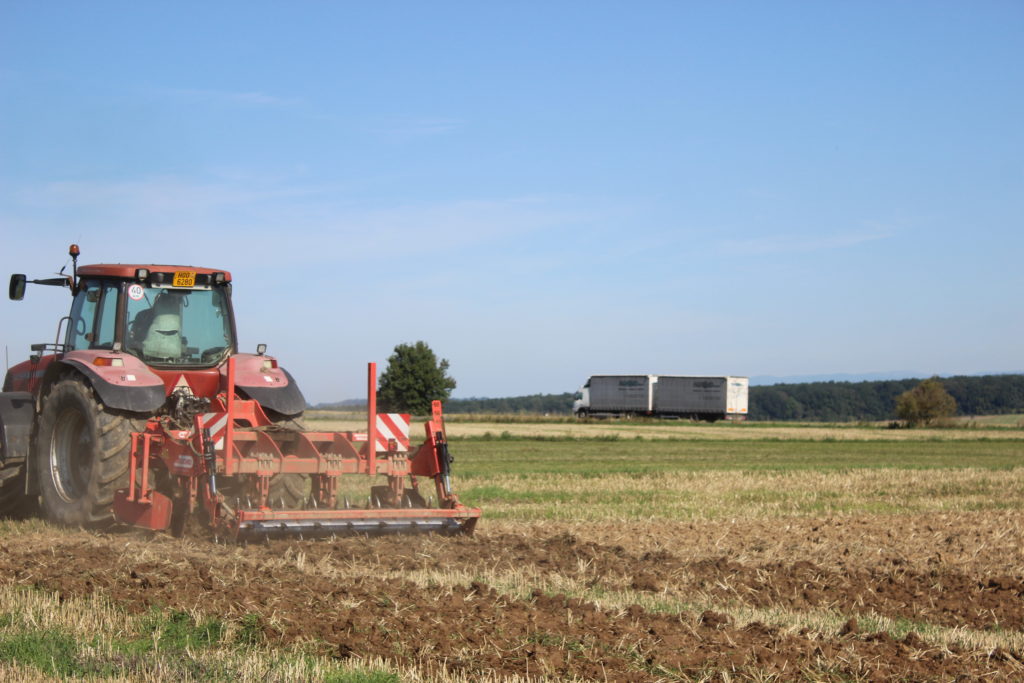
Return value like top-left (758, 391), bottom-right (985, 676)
top-left (0, 392), bottom-right (34, 466)
top-left (57, 351), bottom-right (166, 413)
top-left (227, 354), bottom-right (306, 417)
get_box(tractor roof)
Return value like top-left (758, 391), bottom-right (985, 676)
top-left (77, 264), bottom-right (232, 281)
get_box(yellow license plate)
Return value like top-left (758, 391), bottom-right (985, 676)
top-left (173, 271), bottom-right (197, 287)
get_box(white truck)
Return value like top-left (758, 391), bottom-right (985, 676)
top-left (573, 374), bottom-right (748, 421)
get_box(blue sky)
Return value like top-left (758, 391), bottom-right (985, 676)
top-left (2, 2), bottom-right (1021, 403)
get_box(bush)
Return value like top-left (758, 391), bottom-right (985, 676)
top-left (895, 377), bottom-right (957, 427)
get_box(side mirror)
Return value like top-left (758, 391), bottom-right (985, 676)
top-left (9, 274), bottom-right (26, 301)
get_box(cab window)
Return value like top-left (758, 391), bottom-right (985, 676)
top-left (67, 280), bottom-right (119, 351)
top-left (125, 284), bottom-right (233, 366)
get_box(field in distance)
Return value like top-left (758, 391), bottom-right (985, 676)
top-left (304, 410), bottom-right (1024, 441)
top-left (307, 409), bottom-right (1024, 522)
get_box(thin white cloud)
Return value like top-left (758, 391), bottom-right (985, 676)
top-left (154, 87), bottom-right (300, 108)
top-left (372, 118), bottom-right (464, 143)
top-left (720, 229), bottom-right (892, 254)
top-left (17, 177), bottom-right (261, 211)
top-left (1, 177), bottom-right (594, 267)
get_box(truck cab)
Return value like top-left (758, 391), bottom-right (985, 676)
top-left (572, 380), bottom-right (591, 418)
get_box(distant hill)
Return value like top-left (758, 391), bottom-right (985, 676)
top-left (311, 398), bottom-right (366, 410)
top-left (751, 370), bottom-right (1024, 386)
top-left (750, 371), bottom-right (924, 386)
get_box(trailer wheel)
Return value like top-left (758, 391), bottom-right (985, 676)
top-left (34, 376), bottom-right (141, 526)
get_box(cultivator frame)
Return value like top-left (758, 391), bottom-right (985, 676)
top-left (113, 360), bottom-right (480, 540)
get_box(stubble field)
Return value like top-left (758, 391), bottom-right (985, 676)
top-left (1, 416), bottom-right (1023, 681)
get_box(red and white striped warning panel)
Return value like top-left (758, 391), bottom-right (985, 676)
top-left (376, 413), bottom-right (410, 452)
top-left (202, 412), bottom-right (230, 450)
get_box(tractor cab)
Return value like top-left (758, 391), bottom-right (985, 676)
top-left (7, 246), bottom-right (301, 414)
top-left (12, 256), bottom-right (236, 370)
top-left (71, 268), bottom-right (236, 368)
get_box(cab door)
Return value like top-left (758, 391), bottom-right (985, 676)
top-left (66, 279), bottom-right (121, 351)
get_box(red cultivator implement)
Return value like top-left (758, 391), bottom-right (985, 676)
top-left (0, 245), bottom-right (479, 539)
top-left (114, 361), bottom-right (480, 540)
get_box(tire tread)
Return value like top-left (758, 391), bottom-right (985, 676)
top-left (36, 376), bottom-right (145, 526)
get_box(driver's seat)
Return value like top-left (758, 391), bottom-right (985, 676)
top-left (142, 295), bottom-right (183, 360)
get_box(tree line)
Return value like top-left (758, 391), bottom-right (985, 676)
top-left (316, 375), bottom-right (1024, 420)
top-left (312, 393), bottom-right (576, 414)
top-left (440, 374), bottom-right (1024, 420)
top-left (749, 374), bottom-right (1024, 422)
top-left (445, 393), bottom-right (576, 414)
top-left (310, 340), bottom-right (1024, 422)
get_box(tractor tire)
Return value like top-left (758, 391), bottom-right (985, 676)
top-left (34, 376), bottom-right (142, 527)
top-left (266, 411), bottom-right (310, 509)
top-left (220, 411), bottom-right (310, 510)
top-left (219, 472), bottom-right (309, 511)
top-left (268, 473), bottom-right (309, 509)
top-left (0, 392), bottom-right (37, 519)
top-left (0, 455), bottom-right (33, 519)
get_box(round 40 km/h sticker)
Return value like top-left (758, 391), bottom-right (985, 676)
top-left (128, 284), bottom-right (145, 300)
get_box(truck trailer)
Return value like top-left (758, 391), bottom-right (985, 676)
top-left (654, 375), bottom-right (749, 421)
top-left (573, 375), bottom-right (655, 418)
top-left (573, 374), bottom-right (748, 421)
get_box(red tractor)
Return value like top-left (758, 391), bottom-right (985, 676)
top-left (0, 245), bottom-right (479, 539)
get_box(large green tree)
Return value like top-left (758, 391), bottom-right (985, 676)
top-left (377, 341), bottom-right (457, 415)
top-left (895, 377), bottom-right (957, 427)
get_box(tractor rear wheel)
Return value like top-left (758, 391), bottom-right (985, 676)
top-left (35, 376), bottom-right (141, 526)
top-left (0, 455), bottom-right (33, 519)
top-left (218, 412), bottom-right (311, 510)
top-left (0, 393), bottom-right (37, 519)
top-left (268, 473), bottom-right (308, 509)
top-left (267, 411), bottom-right (310, 509)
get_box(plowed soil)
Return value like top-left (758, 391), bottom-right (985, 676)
top-left (2, 511), bottom-right (1023, 681)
